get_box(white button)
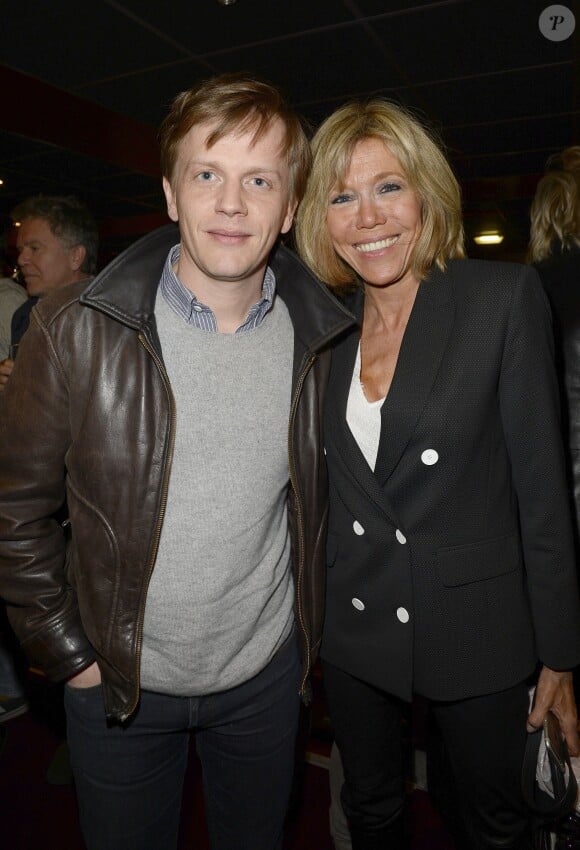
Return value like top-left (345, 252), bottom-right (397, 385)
top-left (421, 449), bottom-right (439, 466)
top-left (395, 529), bottom-right (407, 544)
top-left (193, 304), bottom-right (203, 312)
top-left (323, 447), bottom-right (327, 456)
top-left (352, 598), bottom-right (365, 611)
top-left (353, 521), bottom-right (365, 536)
top-left (396, 607), bottom-right (410, 623)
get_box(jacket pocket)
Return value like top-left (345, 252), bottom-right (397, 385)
top-left (437, 533), bottom-right (520, 587)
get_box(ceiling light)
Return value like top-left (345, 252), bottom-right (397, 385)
top-left (0, 179), bottom-right (3, 186)
top-left (216, 0), bottom-right (237, 5)
top-left (474, 231), bottom-right (504, 246)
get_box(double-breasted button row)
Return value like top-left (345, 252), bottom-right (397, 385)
top-left (347, 448), bottom-right (438, 621)
top-left (352, 521), bottom-right (408, 544)
top-left (350, 598), bottom-right (410, 624)
top-left (348, 519), bottom-right (411, 622)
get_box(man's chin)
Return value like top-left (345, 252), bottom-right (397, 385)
top-left (24, 281), bottom-right (43, 297)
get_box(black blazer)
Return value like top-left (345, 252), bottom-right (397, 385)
top-left (322, 259), bottom-right (580, 702)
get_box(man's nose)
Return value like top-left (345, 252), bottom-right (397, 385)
top-left (216, 180), bottom-right (247, 216)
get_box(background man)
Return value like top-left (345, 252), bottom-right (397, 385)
top-left (0, 195), bottom-right (98, 724)
top-left (0, 195), bottom-right (98, 390)
top-left (0, 74), bottom-right (353, 850)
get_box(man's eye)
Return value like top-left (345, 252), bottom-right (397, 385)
top-left (251, 177), bottom-right (270, 188)
top-left (196, 171), bottom-right (214, 181)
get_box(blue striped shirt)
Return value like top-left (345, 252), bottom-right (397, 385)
top-left (159, 244), bottom-right (276, 333)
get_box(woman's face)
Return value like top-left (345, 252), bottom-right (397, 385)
top-left (326, 137), bottom-right (422, 289)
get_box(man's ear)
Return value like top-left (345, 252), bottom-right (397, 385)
top-left (69, 244), bottom-right (87, 272)
top-left (163, 177), bottom-right (179, 223)
top-left (281, 199), bottom-right (298, 235)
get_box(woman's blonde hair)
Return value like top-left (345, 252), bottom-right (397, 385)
top-left (546, 145), bottom-right (580, 177)
top-left (527, 170), bottom-right (580, 263)
top-left (295, 99), bottom-right (465, 289)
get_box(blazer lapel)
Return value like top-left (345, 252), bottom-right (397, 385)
top-left (325, 293), bottom-right (400, 524)
top-left (374, 266), bottom-right (455, 485)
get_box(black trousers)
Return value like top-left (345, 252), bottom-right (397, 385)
top-left (322, 660), bottom-right (531, 850)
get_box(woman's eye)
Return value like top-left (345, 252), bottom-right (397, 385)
top-left (330, 193), bottom-right (352, 205)
top-left (379, 182), bottom-right (401, 194)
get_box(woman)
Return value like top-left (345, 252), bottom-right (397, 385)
top-left (529, 168), bottom-right (580, 536)
top-left (295, 101), bottom-right (580, 850)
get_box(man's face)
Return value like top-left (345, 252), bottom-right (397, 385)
top-left (163, 118), bottom-right (295, 296)
top-left (16, 217), bottom-right (83, 297)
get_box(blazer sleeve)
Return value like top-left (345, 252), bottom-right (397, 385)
top-left (0, 309), bottom-right (95, 680)
top-left (498, 265), bottom-right (580, 670)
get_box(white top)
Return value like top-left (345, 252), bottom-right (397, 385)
top-left (346, 342), bottom-right (385, 471)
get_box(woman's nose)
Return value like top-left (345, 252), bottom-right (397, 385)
top-left (356, 196), bottom-right (385, 229)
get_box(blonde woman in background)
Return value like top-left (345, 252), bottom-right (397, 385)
top-left (529, 166), bottom-right (580, 556)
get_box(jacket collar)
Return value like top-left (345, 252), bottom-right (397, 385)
top-left (81, 224), bottom-right (355, 353)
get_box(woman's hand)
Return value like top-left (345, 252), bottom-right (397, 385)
top-left (527, 665), bottom-right (579, 756)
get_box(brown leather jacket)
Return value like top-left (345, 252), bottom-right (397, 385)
top-left (0, 225), bottom-right (354, 722)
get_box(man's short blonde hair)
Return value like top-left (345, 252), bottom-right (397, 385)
top-left (296, 100), bottom-right (464, 289)
top-left (159, 73), bottom-right (311, 207)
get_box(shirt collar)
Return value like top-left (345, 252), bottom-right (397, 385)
top-left (159, 243), bottom-right (276, 333)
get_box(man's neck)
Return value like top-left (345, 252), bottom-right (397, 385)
top-left (176, 265), bottom-right (266, 335)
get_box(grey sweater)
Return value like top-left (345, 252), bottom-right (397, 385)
top-left (140, 292), bottom-right (295, 695)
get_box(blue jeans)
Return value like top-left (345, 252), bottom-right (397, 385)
top-left (65, 633), bottom-right (301, 850)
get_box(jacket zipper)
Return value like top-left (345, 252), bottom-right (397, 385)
top-left (288, 353), bottom-right (316, 697)
top-left (120, 332), bottom-right (176, 721)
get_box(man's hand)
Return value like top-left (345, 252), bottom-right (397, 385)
top-left (67, 661), bottom-right (102, 689)
top-left (527, 665), bottom-right (579, 755)
top-left (0, 357), bottom-right (14, 391)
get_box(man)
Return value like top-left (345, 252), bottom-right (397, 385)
top-left (0, 196), bottom-right (98, 724)
top-left (0, 74), bottom-right (354, 850)
top-left (0, 195), bottom-right (98, 390)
